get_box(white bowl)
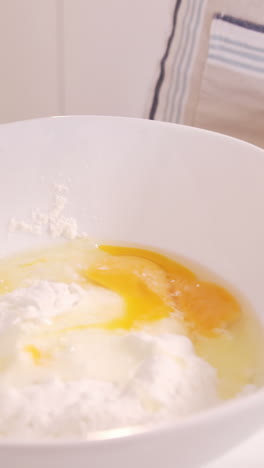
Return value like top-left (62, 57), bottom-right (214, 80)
top-left (1, 116), bottom-right (264, 468)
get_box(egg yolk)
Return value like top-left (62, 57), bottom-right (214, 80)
top-left (86, 255), bottom-right (175, 330)
top-left (96, 245), bottom-right (241, 335)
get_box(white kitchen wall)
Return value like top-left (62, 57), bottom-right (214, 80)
top-left (63, 0), bottom-right (174, 117)
top-left (0, 0), bottom-right (174, 123)
top-left (0, 1), bottom-right (60, 123)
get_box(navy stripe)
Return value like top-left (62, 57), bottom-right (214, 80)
top-left (214, 13), bottom-right (264, 33)
top-left (208, 53), bottom-right (264, 74)
top-left (148, 0), bottom-right (182, 120)
top-left (211, 35), bottom-right (264, 54)
top-left (209, 43), bottom-right (264, 63)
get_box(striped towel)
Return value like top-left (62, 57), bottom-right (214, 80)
top-left (194, 15), bottom-right (264, 147)
top-left (150, 1), bottom-right (264, 148)
top-left (149, 0), bottom-right (206, 124)
top-left (208, 14), bottom-right (264, 76)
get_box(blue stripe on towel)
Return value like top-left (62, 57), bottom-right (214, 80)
top-left (209, 44), bottom-right (264, 63)
top-left (210, 35), bottom-right (264, 54)
top-left (214, 14), bottom-right (264, 33)
top-left (166, 0), bottom-right (204, 122)
top-left (208, 53), bottom-right (264, 74)
top-left (165, 0), bottom-right (196, 121)
top-left (174, 0), bottom-right (204, 122)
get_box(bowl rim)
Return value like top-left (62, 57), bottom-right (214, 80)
top-left (0, 114), bottom-right (263, 154)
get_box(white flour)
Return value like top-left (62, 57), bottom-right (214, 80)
top-left (0, 280), bottom-right (220, 440)
top-left (0, 280), bottom-right (85, 329)
top-left (9, 184), bottom-right (80, 240)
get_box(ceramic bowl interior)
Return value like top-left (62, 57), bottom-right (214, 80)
top-left (1, 116), bottom-right (264, 468)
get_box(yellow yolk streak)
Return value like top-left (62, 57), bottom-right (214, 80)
top-left (24, 345), bottom-right (43, 364)
top-left (19, 258), bottom-right (47, 268)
